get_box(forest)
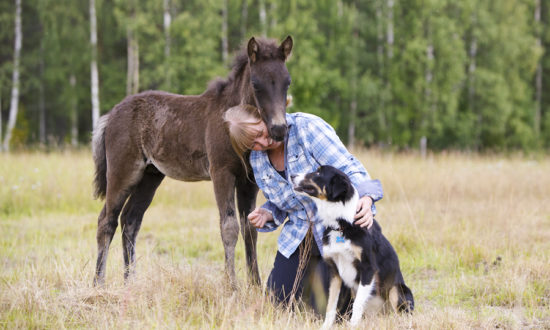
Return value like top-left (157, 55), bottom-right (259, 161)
top-left (0, 0), bottom-right (549, 152)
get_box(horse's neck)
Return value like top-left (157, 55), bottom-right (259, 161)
top-left (206, 62), bottom-right (256, 109)
top-left (235, 66), bottom-right (256, 106)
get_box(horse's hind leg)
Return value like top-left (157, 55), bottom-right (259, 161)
top-left (93, 155), bottom-right (144, 286)
top-left (93, 186), bottom-right (132, 286)
top-left (121, 167), bottom-right (165, 282)
top-left (236, 176), bottom-right (260, 285)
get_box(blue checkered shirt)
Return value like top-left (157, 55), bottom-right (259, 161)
top-left (250, 112), bottom-right (383, 258)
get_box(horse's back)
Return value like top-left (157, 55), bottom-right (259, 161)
top-left (104, 90), bottom-right (214, 182)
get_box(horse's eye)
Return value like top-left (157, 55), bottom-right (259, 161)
top-left (251, 78), bottom-right (261, 90)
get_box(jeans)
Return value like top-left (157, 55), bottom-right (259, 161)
top-left (266, 237), bottom-right (352, 316)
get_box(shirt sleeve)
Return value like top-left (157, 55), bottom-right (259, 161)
top-left (301, 115), bottom-right (384, 202)
top-left (256, 200), bottom-right (288, 232)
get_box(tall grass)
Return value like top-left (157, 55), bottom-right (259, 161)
top-left (1, 150), bottom-right (549, 328)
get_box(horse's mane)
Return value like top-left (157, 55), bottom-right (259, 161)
top-left (206, 38), bottom-right (282, 96)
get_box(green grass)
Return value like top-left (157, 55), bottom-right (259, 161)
top-left (1, 150), bottom-right (549, 328)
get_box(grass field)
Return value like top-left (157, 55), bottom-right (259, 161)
top-left (1, 150), bottom-right (549, 329)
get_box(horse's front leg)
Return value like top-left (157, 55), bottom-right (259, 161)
top-left (211, 169), bottom-right (239, 288)
top-left (236, 176), bottom-right (260, 285)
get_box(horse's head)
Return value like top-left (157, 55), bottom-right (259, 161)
top-left (247, 36), bottom-right (293, 142)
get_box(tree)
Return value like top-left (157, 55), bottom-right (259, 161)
top-left (125, 0), bottom-right (139, 95)
top-left (221, 0), bottom-right (228, 63)
top-left (535, 0), bottom-right (542, 137)
top-left (90, 0), bottom-right (100, 130)
top-left (3, 0), bottom-right (22, 152)
top-left (163, 0), bottom-right (172, 89)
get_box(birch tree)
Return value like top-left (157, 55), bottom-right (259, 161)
top-left (259, 0), bottom-right (267, 37)
top-left (221, 0), bottom-right (228, 63)
top-left (240, 0), bottom-right (248, 40)
top-left (3, 0), bottom-right (22, 152)
top-left (386, 0), bottom-right (394, 60)
top-left (164, 0), bottom-right (171, 89)
top-left (385, 0), bottom-right (394, 144)
top-left (348, 19), bottom-right (359, 149)
top-left (39, 41), bottom-right (46, 145)
top-left (126, 0), bottom-right (139, 95)
top-left (535, 0), bottom-right (542, 136)
top-left (0, 92), bottom-right (2, 148)
top-left (70, 74), bottom-right (78, 146)
top-left (90, 0), bottom-right (100, 130)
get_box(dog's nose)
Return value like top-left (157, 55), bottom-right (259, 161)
top-left (290, 175), bottom-right (297, 180)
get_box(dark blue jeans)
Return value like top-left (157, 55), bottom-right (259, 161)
top-left (266, 239), bottom-right (352, 315)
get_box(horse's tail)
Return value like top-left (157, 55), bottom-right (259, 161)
top-left (397, 282), bottom-right (415, 313)
top-left (92, 114), bottom-right (110, 200)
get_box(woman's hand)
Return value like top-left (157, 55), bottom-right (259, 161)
top-left (247, 207), bottom-right (273, 229)
top-left (354, 196), bottom-right (374, 229)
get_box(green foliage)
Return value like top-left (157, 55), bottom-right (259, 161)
top-left (0, 0), bottom-right (549, 151)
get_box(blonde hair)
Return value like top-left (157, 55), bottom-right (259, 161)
top-left (223, 104), bottom-right (263, 169)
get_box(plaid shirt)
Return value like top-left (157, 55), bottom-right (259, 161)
top-left (250, 112), bottom-right (383, 258)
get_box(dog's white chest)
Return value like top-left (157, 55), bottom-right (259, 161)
top-left (323, 231), bottom-right (359, 290)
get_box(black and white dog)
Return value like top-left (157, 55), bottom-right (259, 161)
top-left (291, 165), bottom-right (414, 328)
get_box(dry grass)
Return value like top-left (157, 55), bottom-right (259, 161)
top-left (1, 150), bottom-right (549, 329)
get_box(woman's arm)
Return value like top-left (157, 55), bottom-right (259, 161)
top-left (299, 115), bottom-right (383, 228)
top-left (249, 200), bottom-right (288, 232)
top-left (300, 115), bottom-right (383, 202)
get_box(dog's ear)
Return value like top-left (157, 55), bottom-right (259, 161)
top-left (327, 174), bottom-right (350, 201)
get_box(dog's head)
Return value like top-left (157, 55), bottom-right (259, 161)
top-left (291, 165), bottom-right (355, 203)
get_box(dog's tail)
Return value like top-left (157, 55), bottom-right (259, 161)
top-left (397, 283), bottom-right (414, 313)
top-left (92, 114), bottom-right (110, 200)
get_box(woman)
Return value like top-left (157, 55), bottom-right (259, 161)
top-left (224, 104), bottom-right (383, 312)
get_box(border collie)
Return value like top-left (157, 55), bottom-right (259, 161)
top-left (291, 165), bottom-right (414, 328)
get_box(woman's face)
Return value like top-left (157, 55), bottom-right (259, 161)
top-left (249, 120), bottom-right (281, 151)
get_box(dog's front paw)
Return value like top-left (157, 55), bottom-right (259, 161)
top-left (349, 314), bottom-right (362, 328)
top-left (320, 321), bottom-right (333, 330)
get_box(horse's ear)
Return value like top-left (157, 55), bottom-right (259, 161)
top-left (248, 37), bottom-right (259, 63)
top-left (279, 35), bottom-right (293, 61)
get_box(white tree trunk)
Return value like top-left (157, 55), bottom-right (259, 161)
top-left (468, 38), bottom-right (477, 105)
top-left (259, 0), bottom-right (267, 37)
top-left (221, 0), bottom-right (228, 63)
top-left (425, 36), bottom-right (434, 131)
top-left (126, 1), bottom-right (139, 96)
top-left (240, 0), bottom-right (248, 40)
top-left (164, 0), bottom-right (171, 59)
top-left (126, 26), bottom-right (139, 95)
top-left (39, 40), bottom-right (46, 145)
top-left (535, 0), bottom-right (542, 136)
top-left (70, 74), bottom-right (78, 147)
top-left (375, 0), bottom-right (387, 137)
top-left (90, 0), bottom-right (100, 131)
top-left (348, 31), bottom-right (359, 150)
top-left (0, 92), bottom-right (3, 148)
top-left (3, 0), bottom-right (23, 152)
top-left (376, 3), bottom-right (384, 73)
top-left (269, 1), bottom-right (277, 31)
top-left (384, 0), bottom-right (394, 145)
top-left (386, 0), bottom-right (394, 59)
top-left (469, 14), bottom-right (480, 149)
top-left (163, 0), bottom-right (171, 88)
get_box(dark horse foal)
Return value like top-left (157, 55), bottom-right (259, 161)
top-left (92, 36), bottom-right (293, 287)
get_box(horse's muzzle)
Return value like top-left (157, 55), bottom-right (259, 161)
top-left (270, 124), bottom-right (288, 142)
